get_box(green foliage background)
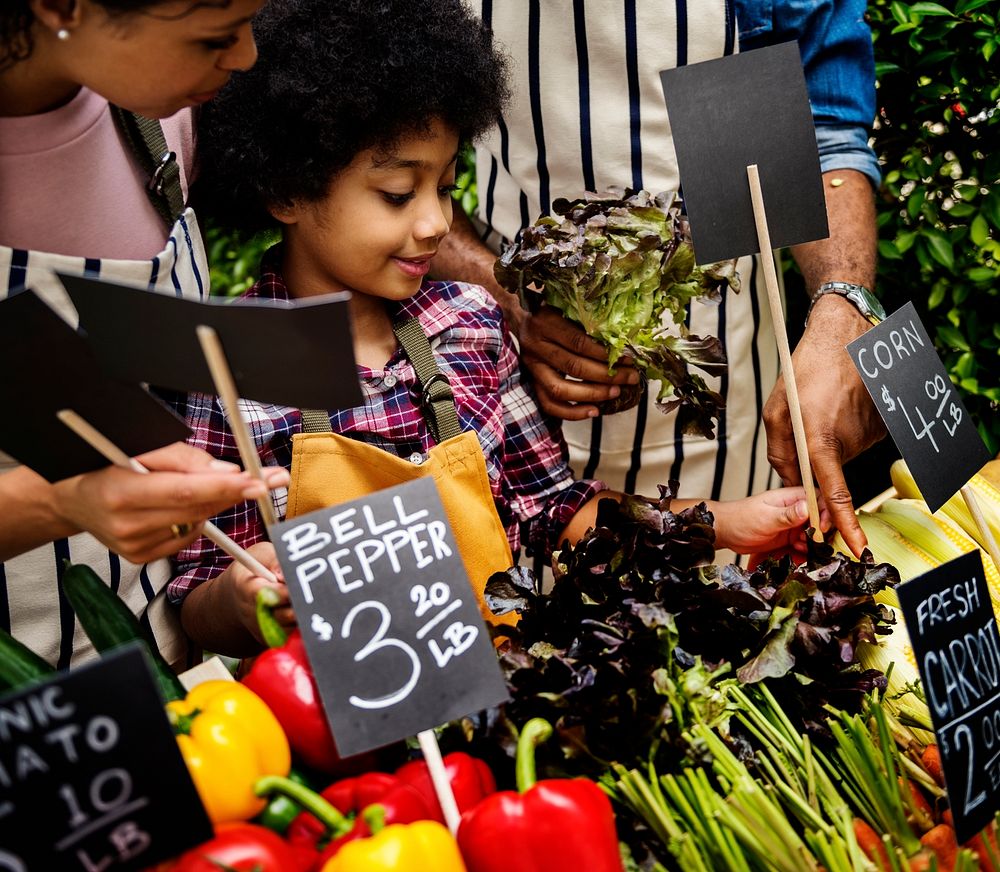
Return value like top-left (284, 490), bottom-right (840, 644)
top-left (206, 2), bottom-right (998, 452)
top-left (868, 0), bottom-right (999, 454)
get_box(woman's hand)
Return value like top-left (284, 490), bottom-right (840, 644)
top-left (48, 442), bottom-right (289, 564)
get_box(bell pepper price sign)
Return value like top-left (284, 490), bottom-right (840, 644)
top-left (272, 477), bottom-right (509, 758)
top-left (0, 644), bottom-right (212, 871)
top-left (847, 301), bottom-right (991, 513)
top-left (896, 551), bottom-right (1000, 843)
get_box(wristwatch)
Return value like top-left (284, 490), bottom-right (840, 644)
top-left (807, 281), bottom-right (886, 326)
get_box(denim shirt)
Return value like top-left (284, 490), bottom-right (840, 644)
top-left (735, 0), bottom-right (880, 186)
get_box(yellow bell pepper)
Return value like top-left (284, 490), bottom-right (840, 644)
top-left (322, 817), bottom-right (467, 872)
top-left (166, 680), bottom-right (290, 823)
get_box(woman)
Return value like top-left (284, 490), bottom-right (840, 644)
top-left (0, 0), bottom-right (287, 670)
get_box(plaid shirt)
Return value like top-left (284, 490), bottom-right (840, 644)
top-left (167, 255), bottom-right (605, 602)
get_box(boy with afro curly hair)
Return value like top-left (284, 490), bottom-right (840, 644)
top-left (172, 0), bottom-right (828, 655)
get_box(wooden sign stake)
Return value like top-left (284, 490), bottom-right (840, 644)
top-left (57, 409), bottom-right (279, 584)
top-left (196, 325), bottom-right (278, 528)
top-left (417, 729), bottom-right (462, 835)
top-left (746, 164), bottom-right (823, 540)
top-left (960, 484), bottom-right (1000, 576)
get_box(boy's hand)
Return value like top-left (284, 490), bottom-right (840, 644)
top-left (217, 541), bottom-right (296, 644)
top-left (711, 487), bottom-right (832, 556)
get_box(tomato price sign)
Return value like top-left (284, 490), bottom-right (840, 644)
top-left (0, 645), bottom-right (211, 871)
top-left (897, 551), bottom-right (1000, 843)
top-left (848, 301), bottom-right (990, 512)
top-left (272, 477), bottom-right (509, 756)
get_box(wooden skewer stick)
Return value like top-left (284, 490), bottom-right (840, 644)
top-left (746, 164), bottom-right (823, 541)
top-left (417, 729), bottom-right (462, 835)
top-left (196, 325), bottom-right (278, 528)
top-left (57, 409), bottom-right (279, 584)
top-left (960, 484), bottom-right (1000, 576)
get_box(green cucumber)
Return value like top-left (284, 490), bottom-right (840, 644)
top-left (0, 628), bottom-right (54, 692)
top-left (61, 562), bottom-right (186, 702)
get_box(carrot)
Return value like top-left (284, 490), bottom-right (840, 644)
top-left (900, 776), bottom-right (936, 831)
top-left (920, 823), bottom-right (959, 872)
top-left (967, 828), bottom-right (1000, 872)
top-left (922, 745), bottom-right (945, 788)
top-left (906, 851), bottom-right (934, 872)
top-left (855, 818), bottom-right (891, 869)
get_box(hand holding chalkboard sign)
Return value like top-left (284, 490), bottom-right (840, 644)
top-left (272, 478), bottom-right (508, 758)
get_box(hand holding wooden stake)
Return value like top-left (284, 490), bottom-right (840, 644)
top-left (196, 325), bottom-right (278, 528)
top-left (56, 409), bottom-right (280, 584)
top-left (747, 164), bottom-right (823, 541)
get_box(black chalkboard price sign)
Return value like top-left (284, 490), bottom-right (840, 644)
top-left (272, 477), bottom-right (509, 757)
top-left (897, 550), bottom-right (1000, 843)
top-left (0, 644), bottom-right (212, 871)
top-left (847, 301), bottom-right (991, 513)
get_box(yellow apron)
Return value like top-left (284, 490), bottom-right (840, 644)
top-left (285, 316), bottom-right (517, 629)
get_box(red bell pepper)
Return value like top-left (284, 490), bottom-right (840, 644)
top-left (241, 589), bottom-right (343, 774)
top-left (395, 752), bottom-right (496, 822)
top-left (286, 771), bottom-right (435, 864)
top-left (457, 718), bottom-right (624, 872)
top-left (166, 822), bottom-right (312, 872)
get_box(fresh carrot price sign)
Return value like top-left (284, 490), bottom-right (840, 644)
top-left (0, 645), bottom-right (211, 871)
top-left (272, 477), bottom-right (509, 756)
top-left (897, 551), bottom-right (1000, 843)
top-left (848, 301), bottom-right (990, 512)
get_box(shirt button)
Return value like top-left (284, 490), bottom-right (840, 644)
top-left (408, 452), bottom-right (424, 465)
top-left (383, 373), bottom-right (398, 387)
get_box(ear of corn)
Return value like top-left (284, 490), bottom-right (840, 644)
top-left (890, 458), bottom-right (1000, 574)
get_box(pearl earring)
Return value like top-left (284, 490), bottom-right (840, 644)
top-left (56, 28), bottom-right (71, 40)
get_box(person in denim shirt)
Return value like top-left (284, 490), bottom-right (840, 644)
top-left (434, 0), bottom-right (882, 560)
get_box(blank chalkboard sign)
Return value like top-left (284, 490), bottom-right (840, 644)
top-left (659, 41), bottom-right (828, 264)
top-left (848, 302), bottom-right (990, 512)
top-left (0, 644), bottom-right (211, 871)
top-left (272, 477), bottom-right (509, 757)
top-left (897, 551), bottom-right (1000, 843)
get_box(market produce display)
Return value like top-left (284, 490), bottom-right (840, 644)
top-left (8, 457), bottom-right (1000, 871)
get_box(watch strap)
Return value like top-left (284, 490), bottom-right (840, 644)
top-left (808, 281), bottom-right (885, 326)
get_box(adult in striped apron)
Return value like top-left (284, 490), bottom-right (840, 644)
top-left (0, 207), bottom-right (210, 670)
top-left (0, 0), bottom-right (266, 668)
top-left (438, 1), bottom-right (880, 559)
top-left (452, 1), bottom-right (775, 565)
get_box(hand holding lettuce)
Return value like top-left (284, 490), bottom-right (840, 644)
top-left (494, 189), bottom-right (738, 437)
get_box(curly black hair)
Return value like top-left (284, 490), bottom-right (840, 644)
top-left (194, 0), bottom-right (508, 234)
top-left (0, 1), bottom-right (229, 72)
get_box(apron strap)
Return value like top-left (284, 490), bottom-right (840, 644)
top-left (111, 106), bottom-right (185, 229)
top-left (392, 317), bottom-right (463, 443)
top-left (299, 317), bottom-right (463, 441)
top-left (300, 408), bottom-right (334, 433)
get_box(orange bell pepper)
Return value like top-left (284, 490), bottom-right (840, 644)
top-left (167, 680), bottom-right (290, 823)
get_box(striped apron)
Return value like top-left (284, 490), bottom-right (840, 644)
top-left (0, 207), bottom-right (208, 669)
top-left (471, 2), bottom-right (780, 551)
